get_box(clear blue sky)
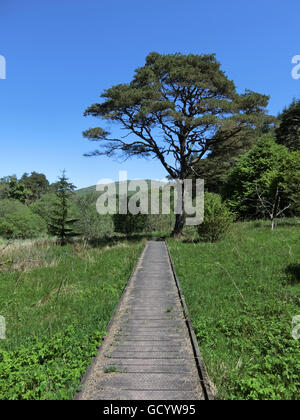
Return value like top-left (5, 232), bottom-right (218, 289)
top-left (0, 0), bottom-right (299, 188)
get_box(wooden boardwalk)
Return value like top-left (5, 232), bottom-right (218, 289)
top-left (75, 241), bottom-right (209, 400)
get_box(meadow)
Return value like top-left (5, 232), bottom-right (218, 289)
top-left (1, 219), bottom-right (300, 400)
top-left (168, 219), bottom-right (300, 400)
top-left (0, 238), bottom-right (144, 400)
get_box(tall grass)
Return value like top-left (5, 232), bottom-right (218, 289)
top-left (0, 238), bottom-right (144, 399)
top-left (168, 220), bottom-right (300, 400)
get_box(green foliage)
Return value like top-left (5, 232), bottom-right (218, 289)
top-left (113, 206), bottom-right (147, 235)
top-left (143, 213), bottom-right (175, 234)
top-left (197, 193), bottom-right (233, 242)
top-left (193, 314), bottom-right (300, 400)
top-left (21, 172), bottom-right (50, 202)
top-left (191, 129), bottom-right (263, 194)
top-left (168, 221), bottom-right (300, 400)
top-left (0, 178), bottom-right (9, 200)
top-left (0, 326), bottom-right (104, 400)
top-left (0, 198), bottom-right (26, 217)
top-left (0, 239), bottom-right (144, 399)
top-left (30, 193), bottom-right (58, 226)
top-left (280, 150), bottom-right (300, 213)
top-left (226, 319), bottom-right (300, 400)
top-left (7, 177), bottom-right (30, 204)
top-left (276, 99), bottom-right (300, 151)
top-left (0, 201), bottom-right (46, 239)
top-left (0, 172), bottom-right (52, 205)
top-left (48, 172), bottom-right (78, 245)
top-left (223, 135), bottom-right (300, 219)
top-left (73, 192), bottom-right (114, 239)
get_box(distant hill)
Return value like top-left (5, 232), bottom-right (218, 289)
top-left (75, 185), bottom-right (98, 196)
top-left (76, 179), bottom-right (169, 197)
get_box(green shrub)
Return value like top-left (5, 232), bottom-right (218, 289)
top-left (223, 135), bottom-right (300, 219)
top-left (197, 192), bottom-right (233, 242)
top-left (73, 193), bottom-right (114, 239)
top-left (0, 207), bottom-right (47, 239)
top-left (113, 211), bottom-right (147, 235)
top-left (113, 196), bottom-right (148, 235)
top-left (143, 213), bottom-right (175, 234)
top-left (30, 193), bottom-right (58, 225)
top-left (0, 199), bottom-right (25, 217)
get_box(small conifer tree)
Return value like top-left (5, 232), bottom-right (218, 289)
top-left (49, 171), bottom-right (78, 245)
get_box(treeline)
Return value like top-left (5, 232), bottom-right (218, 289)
top-left (0, 172), bottom-right (174, 242)
top-left (0, 172), bottom-right (69, 240)
top-left (0, 172), bottom-right (53, 204)
top-left (0, 171), bottom-right (114, 241)
top-left (0, 172), bottom-right (55, 239)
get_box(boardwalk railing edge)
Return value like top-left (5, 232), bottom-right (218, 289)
top-left (165, 241), bottom-right (216, 401)
top-left (73, 241), bottom-right (149, 400)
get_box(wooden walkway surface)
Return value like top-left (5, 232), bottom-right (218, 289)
top-left (75, 241), bottom-right (208, 400)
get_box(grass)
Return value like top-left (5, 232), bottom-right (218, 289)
top-left (168, 220), bottom-right (300, 400)
top-left (1, 218), bottom-right (299, 400)
top-left (104, 365), bottom-right (123, 373)
top-left (0, 238), bottom-right (144, 400)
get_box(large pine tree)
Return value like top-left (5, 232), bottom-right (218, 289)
top-left (83, 52), bottom-right (274, 234)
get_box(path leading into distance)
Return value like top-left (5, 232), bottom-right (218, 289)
top-left (75, 240), bottom-right (208, 400)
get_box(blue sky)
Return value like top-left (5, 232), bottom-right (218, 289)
top-left (0, 0), bottom-right (299, 188)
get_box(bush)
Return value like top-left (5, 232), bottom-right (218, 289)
top-left (73, 193), bottom-right (114, 239)
top-left (0, 206), bottom-right (47, 239)
top-left (197, 192), bottom-right (233, 242)
top-left (223, 135), bottom-right (300, 219)
top-left (0, 199), bottom-right (25, 217)
top-left (30, 193), bottom-right (58, 225)
top-left (113, 211), bottom-right (147, 235)
top-left (143, 213), bottom-right (175, 234)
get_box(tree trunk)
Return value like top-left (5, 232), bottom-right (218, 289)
top-left (172, 212), bottom-right (185, 236)
top-left (271, 217), bottom-right (275, 231)
top-left (172, 180), bottom-right (185, 236)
